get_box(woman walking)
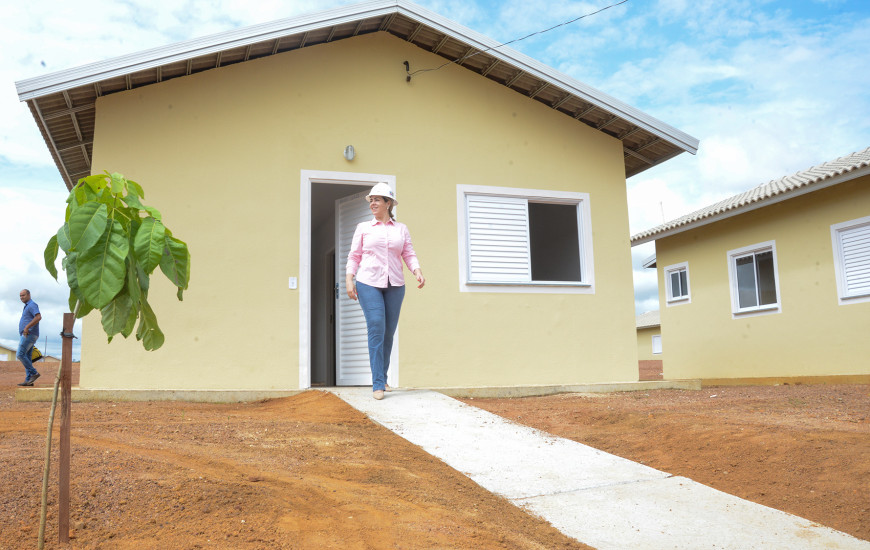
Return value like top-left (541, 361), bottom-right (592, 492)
top-left (346, 183), bottom-right (425, 400)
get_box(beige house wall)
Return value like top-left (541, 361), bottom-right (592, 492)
top-left (636, 326), bottom-right (662, 361)
top-left (656, 176), bottom-right (870, 380)
top-left (83, 31), bottom-right (638, 391)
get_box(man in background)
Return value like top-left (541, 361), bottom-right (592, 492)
top-left (17, 289), bottom-right (41, 386)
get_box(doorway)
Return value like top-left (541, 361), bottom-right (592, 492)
top-left (309, 182), bottom-right (368, 386)
top-left (300, 170), bottom-right (398, 389)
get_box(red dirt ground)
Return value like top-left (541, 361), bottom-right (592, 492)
top-left (0, 362), bottom-right (585, 550)
top-left (461, 384), bottom-right (870, 541)
top-left (2, 361), bottom-right (867, 547)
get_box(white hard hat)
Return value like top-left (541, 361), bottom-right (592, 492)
top-left (366, 182), bottom-right (397, 205)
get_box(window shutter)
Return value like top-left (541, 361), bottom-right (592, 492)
top-left (466, 195), bottom-right (530, 282)
top-left (839, 223), bottom-right (870, 297)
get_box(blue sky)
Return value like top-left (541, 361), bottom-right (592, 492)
top-left (2, 0), bottom-right (869, 360)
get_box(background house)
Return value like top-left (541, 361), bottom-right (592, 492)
top-left (16, 1), bottom-right (697, 395)
top-left (635, 310), bottom-right (662, 381)
top-left (0, 344), bottom-right (16, 362)
top-left (632, 147), bottom-right (870, 384)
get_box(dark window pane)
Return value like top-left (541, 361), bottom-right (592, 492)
top-left (670, 271), bottom-right (681, 298)
top-left (735, 255), bottom-right (758, 308)
top-left (679, 270), bottom-right (688, 297)
top-left (528, 203), bottom-right (581, 282)
top-left (755, 251), bottom-right (777, 305)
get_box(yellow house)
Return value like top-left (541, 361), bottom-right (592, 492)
top-left (632, 148), bottom-right (870, 384)
top-left (635, 310), bottom-right (663, 381)
top-left (0, 344), bottom-right (17, 362)
top-left (17, 1), bottom-right (697, 396)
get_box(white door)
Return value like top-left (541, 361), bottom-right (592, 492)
top-left (335, 192), bottom-right (375, 385)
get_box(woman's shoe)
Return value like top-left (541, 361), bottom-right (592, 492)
top-left (384, 384), bottom-right (393, 392)
top-left (373, 390), bottom-right (385, 400)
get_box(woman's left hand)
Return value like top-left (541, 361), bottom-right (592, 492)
top-left (413, 269), bottom-right (426, 289)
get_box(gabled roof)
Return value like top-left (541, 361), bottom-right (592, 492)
top-left (636, 310), bottom-right (660, 329)
top-left (16, 0), bottom-right (698, 191)
top-left (631, 146), bottom-right (870, 245)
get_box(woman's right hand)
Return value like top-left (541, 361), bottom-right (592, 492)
top-left (346, 274), bottom-right (357, 300)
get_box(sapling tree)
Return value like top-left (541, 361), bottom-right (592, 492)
top-left (44, 171), bottom-right (190, 349)
top-left (37, 171), bottom-right (190, 548)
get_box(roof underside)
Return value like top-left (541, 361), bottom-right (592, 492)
top-left (17, 1), bottom-right (698, 191)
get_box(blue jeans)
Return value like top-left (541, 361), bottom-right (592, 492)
top-left (17, 333), bottom-right (39, 379)
top-left (356, 281), bottom-right (405, 391)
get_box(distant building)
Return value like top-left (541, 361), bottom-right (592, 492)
top-left (633, 147), bottom-right (870, 384)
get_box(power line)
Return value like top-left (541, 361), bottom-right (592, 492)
top-left (407, 0), bottom-right (629, 79)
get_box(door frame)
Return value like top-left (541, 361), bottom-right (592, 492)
top-left (298, 169), bottom-right (397, 389)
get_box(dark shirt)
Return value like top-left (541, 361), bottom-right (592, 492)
top-left (20, 300), bottom-right (40, 337)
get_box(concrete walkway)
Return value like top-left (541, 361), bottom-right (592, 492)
top-left (330, 387), bottom-right (870, 550)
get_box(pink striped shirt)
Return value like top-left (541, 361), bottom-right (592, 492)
top-left (346, 218), bottom-right (420, 288)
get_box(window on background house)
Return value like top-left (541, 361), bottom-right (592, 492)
top-left (727, 241), bottom-right (781, 315)
top-left (457, 185), bottom-right (594, 293)
top-left (651, 334), bottom-right (662, 355)
top-left (831, 215), bottom-right (870, 304)
top-left (664, 262), bottom-right (690, 304)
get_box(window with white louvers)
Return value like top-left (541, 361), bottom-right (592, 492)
top-left (457, 185), bottom-right (593, 293)
top-left (466, 195), bottom-right (531, 283)
top-left (831, 216), bottom-right (870, 304)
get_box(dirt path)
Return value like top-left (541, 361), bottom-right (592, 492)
top-left (461, 384), bottom-right (870, 541)
top-left (0, 363), bottom-right (585, 550)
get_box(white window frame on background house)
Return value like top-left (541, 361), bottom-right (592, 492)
top-left (831, 215), bottom-right (870, 305)
top-left (664, 261), bottom-right (690, 305)
top-left (726, 240), bottom-right (781, 317)
top-left (651, 334), bottom-right (662, 355)
top-left (456, 184), bottom-right (594, 294)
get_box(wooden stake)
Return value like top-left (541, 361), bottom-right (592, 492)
top-left (38, 357), bottom-right (62, 550)
top-left (59, 312), bottom-right (74, 543)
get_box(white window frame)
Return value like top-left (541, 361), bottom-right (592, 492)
top-left (726, 240), bottom-right (781, 317)
top-left (831, 215), bottom-right (870, 305)
top-left (664, 261), bottom-right (691, 305)
top-left (456, 184), bottom-right (594, 294)
top-left (651, 334), bottom-right (662, 355)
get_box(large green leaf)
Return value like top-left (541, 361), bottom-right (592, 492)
top-left (133, 217), bottom-right (166, 274)
top-left (122, 301), bottom-right (138, 338)
top-left (68, 202), bottom-right (108, 253)
top-left (101, 291), bottom-right (133, 342)
top-left (76, 220), bottom-right (129, 309)
top-left (64, 254), bottom-right (95, 318)
top-left (44, 235), bottom-right (59, 280)
top-left (126, 178), bottom-right (144, 199)
top-left (57, 223), bottom-right (72, 253)
top-left (136, 297), bottom-right (164, 351)
top-left (159, 235), bottom-right (190, 291)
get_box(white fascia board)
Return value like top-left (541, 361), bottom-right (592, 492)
top-left (16, 0), bottom-right (400, 101)
top-left (630, 165), bottom-right (870, 246)
top-left (396, 2), bottom-right (699, 155)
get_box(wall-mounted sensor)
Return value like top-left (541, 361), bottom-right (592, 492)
top-left (344, 145), bottom-right (355, 161)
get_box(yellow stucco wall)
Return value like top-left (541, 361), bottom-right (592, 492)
top-left (83, 31), bottom-right (638, 390)
top-left (656, 177), bottom-right (870, 380)
top-left (636, 326), bottom-right (662, 361)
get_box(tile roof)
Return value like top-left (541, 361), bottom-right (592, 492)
top-left (15, 0), bottom-right (698, 190)
top-left (636, 310), bottom-right (660, 329)
top-left (631, 147), bottom-right (870, 245)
